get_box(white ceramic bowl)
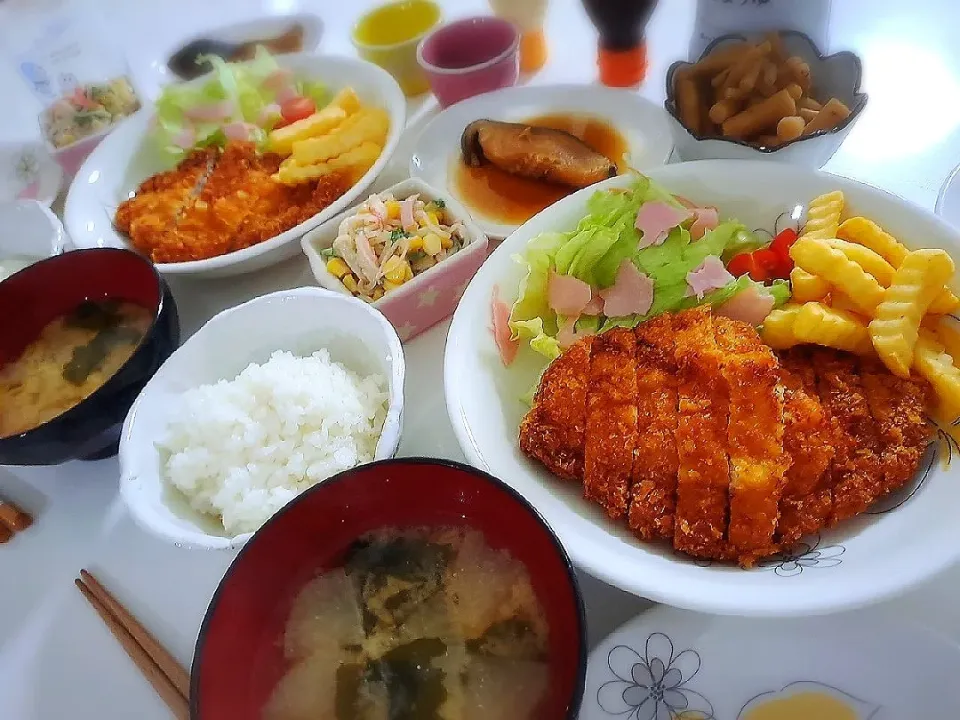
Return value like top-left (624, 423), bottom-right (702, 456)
top-left (0, 200), bottom-right (67, 280)
top-left (445, 161), bottom-right (960, 617)
top-left (302, 177), bottom-right (488, 341)
top-left (0, 141), bottom-right (62, 206)
top-left (665, 31), bottom-right (867, 168)
top-left (119, 287), bottom-right (405, 550)
top-left (64, 54), bottom-right (406, 278)
top-left (409, 83), bottom-right (674, 239)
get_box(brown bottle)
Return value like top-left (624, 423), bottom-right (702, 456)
top-left (581, 0), bottom-right (659, 87)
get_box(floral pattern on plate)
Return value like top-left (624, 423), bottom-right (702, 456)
top-left (757, 534), bottom-right (845, 577)
top-left (597, 632), bottom-right (714, 720)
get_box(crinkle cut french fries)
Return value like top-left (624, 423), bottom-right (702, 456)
top-left (763, 189), bottom-right (960, 419)
top-left (268, 87), bottom-right (389, 186)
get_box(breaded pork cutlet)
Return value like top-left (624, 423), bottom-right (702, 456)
top-left (584, 328), bottom-right (639, 519)
top-left (775, 348), bottom-right (836, 545)
top-left (628, 313), bottom-right (679, 541)
top-left (672, 307), bottom-right (730, 558)
top-left (812, 349), bottom-right (884, 524)
top-left (519, 337), bottom-right (592, 481)
top-left (714, 316), bottom-right (787, 565)
top-left (859, 358), bottom-right (933, 497)
top-left (114, 147), bottom-right (215, 256)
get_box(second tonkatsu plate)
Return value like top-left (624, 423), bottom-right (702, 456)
top-left (445, 161), bottom-right (960, 616)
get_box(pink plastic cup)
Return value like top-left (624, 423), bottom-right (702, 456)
top-left (416, 16), bottom-right (520, 107)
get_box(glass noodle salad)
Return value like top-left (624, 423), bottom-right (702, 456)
top-left (322, 193), bottom-right (466, 302)
top-left (43, 77), bottom-right (141, 149)
top-left (151, 48), bottom-right (329, 161)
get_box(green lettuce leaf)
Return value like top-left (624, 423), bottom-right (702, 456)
top-left (508, 232), bottom-right (569, 359)
top-left (768, 278), bottom-right (792, 306)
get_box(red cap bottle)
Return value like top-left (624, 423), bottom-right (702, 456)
top-left (581, 0), bottom-right (659, 88)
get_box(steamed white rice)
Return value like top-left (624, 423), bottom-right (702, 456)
top-left (160, 349), bottom-right (388, 535)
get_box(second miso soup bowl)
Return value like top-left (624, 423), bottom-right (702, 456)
top-left (417, 16), bottom-right (520, 107)
top-left (0, 248), bottom-right (180, 465)
top-left (191, 458), bottom-right (587, 720)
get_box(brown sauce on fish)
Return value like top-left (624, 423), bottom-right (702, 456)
top-left (454, 113), bottom-right (627, 225)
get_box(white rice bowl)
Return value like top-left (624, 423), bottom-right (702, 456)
top-left (159, 349), bottom-right (388, 535)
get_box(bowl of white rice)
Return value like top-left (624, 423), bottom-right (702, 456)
top-left (118, 287), bottom-right (404, 550)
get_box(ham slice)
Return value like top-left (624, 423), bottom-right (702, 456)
top-left (400, 197), bottom-right (418, 232)
top-left (599, 260), bottom-right (654, 317)
top-left (223, 122), bottom-right (256, 141)
top-left (582, 295), bottom-right (605, 316)
top-left (635, 201), bottom-right (692, 249)
top-left (716, 284), bottom-right (776, 325)
top-left (548, 271), bottom-right (593, 317)
top-left (686, 256), bottom-right (735, 299)
top-left (690, 207), bottom-right (720, 241)
top-left (491, 285), bottom-right (519, 366)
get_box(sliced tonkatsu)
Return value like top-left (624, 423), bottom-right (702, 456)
top-left (519, 337), bottom-right (593, 481)
top-left (584, 328), bottom-right (639, 519)
top-left (628, 313), bottom-right (679, 541)
top-left (672, 307), bottom-right (731, 559)
top-left (859, 358), bottom-right (932, 497)
top-left (714, 316), bottom-right (787, 565)
top-left (517, 309), bottom-right (935, 566)
top-left (775, 348), bottom-right (836, 545)
top-left (811, 349), bottom-right (885, 524)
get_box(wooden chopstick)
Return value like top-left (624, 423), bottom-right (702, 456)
top-left (75, 571), bottom-right (190, 720)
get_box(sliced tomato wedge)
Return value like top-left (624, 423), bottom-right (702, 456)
top-left (727, 252), bottom-right (770, 282)
top-left (769, 227), bottom-right (798, 264)
top-left (279, 97), bottom-right (316, 125)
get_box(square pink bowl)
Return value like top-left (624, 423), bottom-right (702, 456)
top-left (302, 178), bottom-right (489, 342)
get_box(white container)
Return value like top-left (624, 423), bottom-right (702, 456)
top-left (119, 287), bottom-right (406, 550)
top-left (690, 0), bottom-right (832, 60)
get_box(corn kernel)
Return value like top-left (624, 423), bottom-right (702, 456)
top-left (404, 263), bottom-right (414, 281)
top-left (383, 255), bottom-right (403, 274)
top-left (423, 233), bottom-right (442, 256)
top-left (342, 274), bottom-right (359, 293)
top-left (440, 235), bottom-right (453, 249)
top-left (326, 257), bottom-right (351, 278)
top-left (426, 211), bottom-right (440, 226)
top-left (383, 280), bottom-right (401, 294)
top-left (407, 236), bottom-right (423, 252)
top-left (386, 200), bottom-right (401, 219)
top-left (385, 258), bottom-right (410, 284)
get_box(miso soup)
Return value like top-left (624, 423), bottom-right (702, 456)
top-left (0, 299), bottom-right (152, 437)
top-left (265, 527), bottom-right (550, 720)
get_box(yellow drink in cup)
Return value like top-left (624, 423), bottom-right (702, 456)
top-left (352, 0), bottom-right (443, 96)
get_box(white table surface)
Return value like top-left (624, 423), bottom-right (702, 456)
top-left (2, 0), bottom-right (960, 717)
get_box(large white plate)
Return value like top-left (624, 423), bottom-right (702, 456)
top-left (937, 162), bottom-right (960, 230)
top-left (408, 84), bottom-right (674, 239)
top-left (444, 161), bottom-right (960, 617)
top-left (64, 53), bottom-right (405, 278)
top-left (580, 605), bottom-right (960, 719)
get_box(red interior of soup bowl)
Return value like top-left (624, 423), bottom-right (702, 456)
top-left (0, 248), bottom-right (161, 368)
top-left (192, 458), bottom-right (587, 720)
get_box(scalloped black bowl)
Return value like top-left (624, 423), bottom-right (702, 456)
top-left (665, 30), bottom-right (868, 167)
top-left (0, 248), bottom-right (180, 464)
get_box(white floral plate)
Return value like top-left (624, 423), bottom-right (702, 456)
top-left (445, 161), bottom-right (960, 616)
top-left (0, 141), bottom-right (63, 207)
top-left (580, 605), bottom-right (960, 719)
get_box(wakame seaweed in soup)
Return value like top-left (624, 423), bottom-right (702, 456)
top-left (265, 527), bottom-right (550, 720)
